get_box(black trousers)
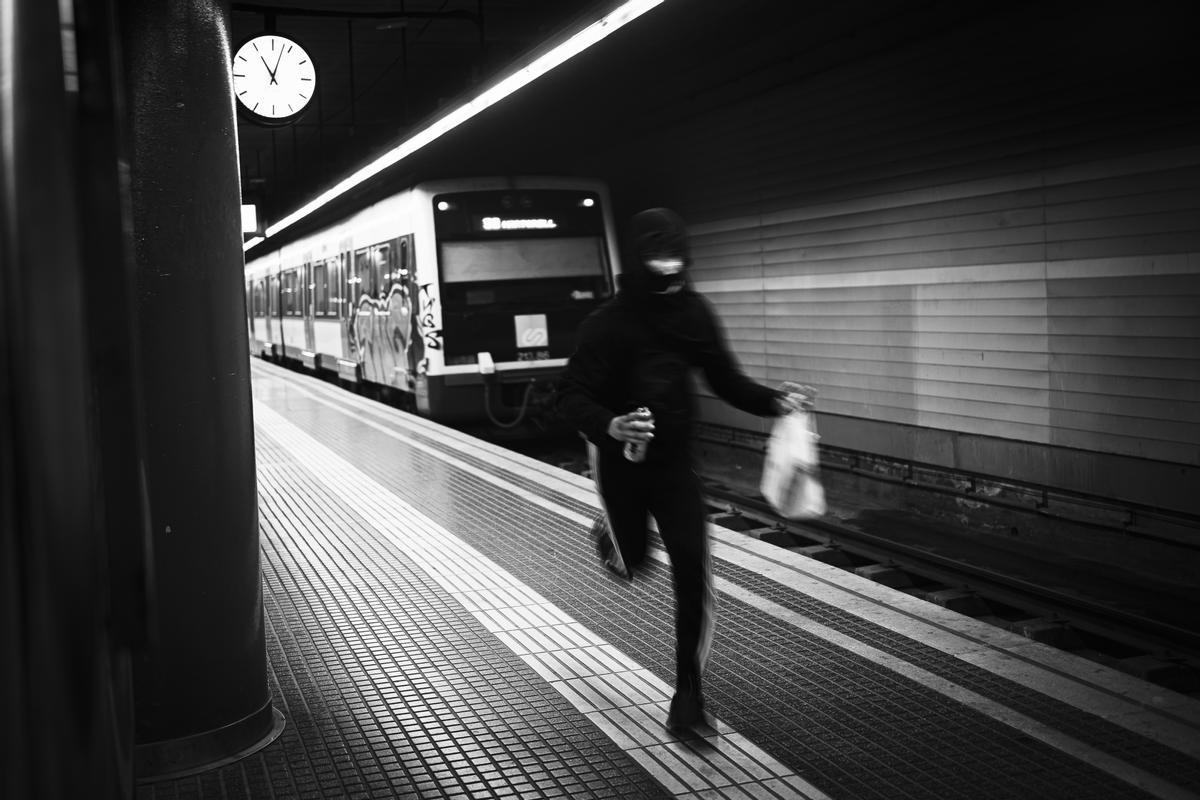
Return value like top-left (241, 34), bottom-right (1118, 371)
top-left (588, 441), bottom-right (714, 687)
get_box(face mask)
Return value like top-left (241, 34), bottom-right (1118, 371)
top-left (644, 255), bottom-right (685, 293)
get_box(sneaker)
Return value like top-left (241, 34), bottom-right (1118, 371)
top-left (591, 514), bottom-right (631, 582)
top-left (667, 681), bottom-right (711, 732)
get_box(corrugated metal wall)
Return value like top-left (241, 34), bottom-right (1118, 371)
top-left (596, 2), bottom-right (1199, 514)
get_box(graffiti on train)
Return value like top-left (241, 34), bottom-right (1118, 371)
top-left (348, 282), bottom-right (427, 388)
top-left (418, 282), bottom-right (443, 354)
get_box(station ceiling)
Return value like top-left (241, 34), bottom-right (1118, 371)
top-left (232, 0), bottom-right (1021, 244)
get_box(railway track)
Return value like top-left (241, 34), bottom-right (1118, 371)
top-left (698, 478), bottom-right (1200, 699)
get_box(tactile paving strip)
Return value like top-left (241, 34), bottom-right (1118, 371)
top-left (137, 431), bottom-right (672, 800)
top-left (251, 369), bottom-right (1189, 800)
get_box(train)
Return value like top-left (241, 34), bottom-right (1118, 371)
top-left (245, 176), bottom-right (622, 426)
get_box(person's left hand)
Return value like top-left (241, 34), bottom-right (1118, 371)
top-left (775, 382), bottom-right (816, 414)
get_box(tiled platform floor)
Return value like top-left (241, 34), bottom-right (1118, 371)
top-left (136, 360), bottom-right (1200, 799)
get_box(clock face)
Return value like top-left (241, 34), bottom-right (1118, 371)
top-left (232, 34), bottom-right (316, 125)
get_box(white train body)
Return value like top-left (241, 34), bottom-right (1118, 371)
top-left (246, 176), bottom-right (621, 423)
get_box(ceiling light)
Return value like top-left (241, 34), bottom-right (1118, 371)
top-left (246, 0), bottom-right (666, 253)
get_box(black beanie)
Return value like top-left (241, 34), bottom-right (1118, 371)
top-left (631, 208), bottom-right (690, 265)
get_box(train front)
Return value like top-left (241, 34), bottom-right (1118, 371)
top-left (413, 180), bottom-right (618, 427)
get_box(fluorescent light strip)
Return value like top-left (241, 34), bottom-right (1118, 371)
top-left (245, 0), bottom-right (665, 253)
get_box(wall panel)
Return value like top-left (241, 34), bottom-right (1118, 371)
top-left (587, 2), bottom-right (1198, 513)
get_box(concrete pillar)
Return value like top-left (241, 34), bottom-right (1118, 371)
top-left (119, 0), bottom-right (279, 779)
top-left (2, 1), bottom-right (138, 796)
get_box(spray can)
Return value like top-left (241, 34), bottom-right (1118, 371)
top-left (623, 407), bottom-right (653, 463)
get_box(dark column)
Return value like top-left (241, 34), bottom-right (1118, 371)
top-left (2, 1), bottom-right (138, 797)
top-left (118, 0), bottom-right (279, 779)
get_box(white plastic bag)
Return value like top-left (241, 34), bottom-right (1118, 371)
top-left (760, 408), bottom-right (826, 519)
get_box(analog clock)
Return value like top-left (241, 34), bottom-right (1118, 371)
top-left (232, 33), bottom-right (316, 126)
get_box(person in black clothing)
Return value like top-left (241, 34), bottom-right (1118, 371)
top-left (557, 207), bottom-right (811, 732)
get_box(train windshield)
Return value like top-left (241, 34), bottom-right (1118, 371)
top-left (441, 237), bottom-right (605, 283)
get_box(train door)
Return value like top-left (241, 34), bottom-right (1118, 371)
top-left (302, 261), bottom-right (315, 355)
top-left (245, 280), bottom-right (255, 343)
top-left (279, 268), bottom-right (296, 359)
top-left (245, 279), bottom-right (256, 348)
top-left (394, 235), bottom-right (424, 389)
top-left (371, 241), bottom-right (389, 303)
top-left (311, 257), bottom-right (339, 365)
top-left (350, 243), bottom-right (394, 385)
top-left (332, 246), bottom-right (354, 377)
top-left (348, 246), bottom-right (371, 367)
top-left (252, 279), bottom-right (267, 353)
top-left (267, 273), bottom-right (281, 357)
top-left (368, 241), bottom-right (392, 385)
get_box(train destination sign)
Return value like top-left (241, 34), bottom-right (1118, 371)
top-left (480, 217), bottom-right (558, 232)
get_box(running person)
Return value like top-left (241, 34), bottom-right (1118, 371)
top-left (557, 207), bottom-right (810, 731)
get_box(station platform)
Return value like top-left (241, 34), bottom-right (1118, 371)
top-left (137, 359), bottom-right (1200, 800)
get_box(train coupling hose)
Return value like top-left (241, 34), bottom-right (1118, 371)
top-left (478, 351), bottom-right (532, 429)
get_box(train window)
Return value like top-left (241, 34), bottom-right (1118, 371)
top-left (440, 237), bottom-right (605, 283)
top-left (313, 263), bottom-right (329, 317)
top-left (352, 248), bottom-right (370, 303)
top-left (302, 263), bottom-right (312, 317)
top-left (372, 243), bottom-right (390, 298)
top-left (331, 255), bottom-right (344, 314)
top-left (284, 269), bottom-right (301, 316)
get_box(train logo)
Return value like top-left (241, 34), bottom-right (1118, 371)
top-left (514, 314), bottom-right (549, 348)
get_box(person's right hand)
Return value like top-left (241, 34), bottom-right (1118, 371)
top-left (776, 381), bottom-right (817, 414)
top-left (607, 409), bottom-right (655, 444)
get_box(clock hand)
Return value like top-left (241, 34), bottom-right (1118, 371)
top-left (270, 49), bottom-right (285, 85)
top-left (259, 54), bottom-right (277, 84)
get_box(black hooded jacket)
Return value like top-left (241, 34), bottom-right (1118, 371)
top-left (557, 209), bottom-right (781, 460)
